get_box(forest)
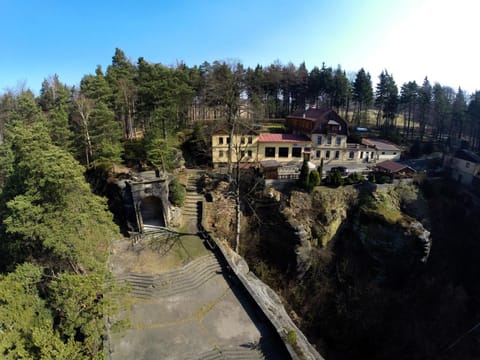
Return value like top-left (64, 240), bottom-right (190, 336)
top-left (1, 47), bottom-right (480, 358)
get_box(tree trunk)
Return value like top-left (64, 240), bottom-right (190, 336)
top-left (235, 195), bottom-right (241, 253)
top-left (234, 159), bottom-right (241, 253)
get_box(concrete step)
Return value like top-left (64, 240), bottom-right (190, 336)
top-left (118, 255), bottom-right (223, 298)
top-left (195, 347), bottom-right (265, 360)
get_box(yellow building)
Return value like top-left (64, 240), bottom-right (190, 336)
top-left (256, 133), bottom-right (311, 162)
top-left (211, 130), bottom-right (259, 167)
top-left (211, 108), bottom-right (403, 170)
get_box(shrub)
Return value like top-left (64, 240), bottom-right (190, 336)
top-left (325, 170), bottom-right (344, 187)
top-left (298, 159), bottom-right (310, 190)
top-left (168, 177), bottom-right (186, 207)
top-left (308, 170), bottom-right (321, 192)
top-left (345, 172), bottom-right (365, 184)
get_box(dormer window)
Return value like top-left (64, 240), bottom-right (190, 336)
top-left (327, 119), bottom-right (340, 133)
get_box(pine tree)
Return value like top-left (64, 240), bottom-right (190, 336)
top-left (299, 158), bottom-right (310, 190)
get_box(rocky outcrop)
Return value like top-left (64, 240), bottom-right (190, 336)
top-left (283, 187), bottom-right (359, 248)
top-left (277, 184), bottom-right (431, 281)
top-left (354, 190), bottom-right (432, 279)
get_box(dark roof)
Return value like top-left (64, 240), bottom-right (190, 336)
top-left (454, 149), bottom-right (480, 163)
top-left (376, 160), bottom-right (415, 173)
top-left (260, 160), bottom-right (281, 169)
top-left (362, 138), bottom-right (401, 151)
top-left (258, 133), bottom-right (311, 143)
top-left (286, 108), bottom-right (348, 136)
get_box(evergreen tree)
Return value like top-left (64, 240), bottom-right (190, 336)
top-left (106, 48), bottom-right (137, 139)
top-left (375, 70), bottom-right (398, 131)
top-left (450, 87), bottom-right (467, 140)
top-left (308, 170), bottom-right (320, 192)
top-left (431, 83), bottom-right (451, 140)
top-left (1, 121), bottom-right (118, 272)
top-left (331, 66), bottom-right (351, 113)
top-left (417, 77), bottom-right (432, 140)
top-left (299, 158), bottom-right (310, 190)
top-left (352, 68), bottom-right (373, 124)
top-left (38, 76), bottom-right (74, 151)
top-left (400, 81), bottom-right (418, 140)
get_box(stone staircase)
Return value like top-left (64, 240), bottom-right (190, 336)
top-left (118, 254), bottom-right (222, 298)
top-left (194, 346), bottom-right (265, 360)
top-left (183, 170), bottom-right (204, 224)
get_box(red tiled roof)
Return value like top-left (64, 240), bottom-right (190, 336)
top-left (376, 160), bottom-right (413, 173)
top-left (258, 133), bottom-right (311, 143)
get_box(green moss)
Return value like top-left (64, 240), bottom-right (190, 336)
top-left (286, 329), bottom-right (297, 345)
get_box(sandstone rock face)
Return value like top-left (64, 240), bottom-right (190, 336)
top-left (281, 184), bottom-right (431, 280)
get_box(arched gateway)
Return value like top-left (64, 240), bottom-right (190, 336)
top-left (140, 196), bottom-right (165, 227)
top-left (126, 172), bottom-right (171, 233)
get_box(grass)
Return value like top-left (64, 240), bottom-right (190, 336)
top-left (173, 233), bottom-right (209, 263)
top-left (366, 192), bottom-right (403, 224)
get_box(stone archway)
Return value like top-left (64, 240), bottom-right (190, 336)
top-left (140, 196), bottom-right (165, 228)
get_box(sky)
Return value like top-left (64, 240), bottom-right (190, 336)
top-left (1, 0), bottom-right (479, 95)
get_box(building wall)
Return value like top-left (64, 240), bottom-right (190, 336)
top-left (211, 133), bottom-right (259, 166)
top-left (312, 133), bottom-right (347, 148)
top-left (211, 132), bottom-right (403, 168)
top-left (450, 157), bottom-right (480, 185)
top-left (377, 149), bottom-right (401, 161)
top-left (285, 117), bottom-right (314, 136)
top-left (257, 141), bottom-right (311, 163)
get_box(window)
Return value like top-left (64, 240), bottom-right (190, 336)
top-left (360, 151), bottom-right (364, 159)
top-left (316, 150), bottom-right (321, 158)
top-left (279, 147), bottom-right (289, 157)
top-left (393, 152), bottom-right (397, 155)
top-left (349, 151), bottom-right (355, 159)
top-left (218, 137), bottom-right (224, 145)
top-left (317, 136), bottom-right (322, 145)
top-left (265, 147), bottom-right (275, 158)
top-left (247, 150), bottom-right (252, 157)
top-left (381, 151), bottom-right (385, 155)
top-left (241, 137), bottom-right (246, 144)
top-left (327, 135), bottom-right (332, 145)
top-left (240, 150), bottom-right (245, 158)
top-left (248, 136), bottom-right (253, 144)
top-left (335, 150), bottom-right (340, 159)
top-left (292, 147), bottom-right (302, 158)
top-left (336, 136), bottom-right (341, 146)
top-left (219, 150), bottom-right (224, 158)
top-left (325, 150), bottom-right (330, 159)
top-left (226, 137), bottom-right (230, 144)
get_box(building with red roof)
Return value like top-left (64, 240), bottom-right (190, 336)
top-left (375, 160), bottom-right (416, 178)
top-left (210, 108), bottom-right (403, 176)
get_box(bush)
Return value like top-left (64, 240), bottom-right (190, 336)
top-left (344, 172), bottom-right (365, 185)
top-left (308, 170), bottom-right (321, 192)
top-left (168, 177), bottom-right (186, 207)
top-left (368, 171), bottom-right (392, 184)
top-left (298, 159), bottom-right (310, 190)
top-left (325, 170), bottom-right (344, 187)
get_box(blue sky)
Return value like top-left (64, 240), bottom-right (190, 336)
top-left (1, 0), bottom-right (478, 94)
